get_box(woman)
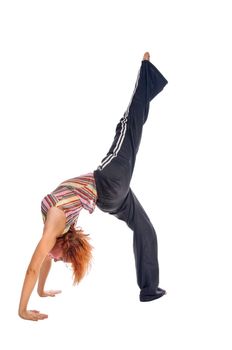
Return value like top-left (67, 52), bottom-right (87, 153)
top-left (18, 52), bottom-right (168, 321)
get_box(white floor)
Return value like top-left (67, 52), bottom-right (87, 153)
top-left (1, 1), bottom-right (231, 349)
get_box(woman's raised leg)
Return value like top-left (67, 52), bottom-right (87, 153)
top-left (94, 53), bottom-right (168, 212)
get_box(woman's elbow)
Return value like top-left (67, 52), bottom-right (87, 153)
top-left (26, 266), bottom-right (37, 276)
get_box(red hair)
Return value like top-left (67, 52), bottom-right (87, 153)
top-left (57, 225), bottom-right (93, 284)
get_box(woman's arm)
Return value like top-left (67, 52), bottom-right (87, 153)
top-left (37, 255), bottom-right (62, 297)
top-left (18, 207), bottom-right (66, 321)
top-left (37, 255), bottom-right (52, 296)
top-left (18, 235), bottom-right (57, 320)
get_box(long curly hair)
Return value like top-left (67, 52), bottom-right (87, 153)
top-left (57, 225), bottom-right (93, 285)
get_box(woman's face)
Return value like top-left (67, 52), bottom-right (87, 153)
top-left (49, 241), bottom-right (64, 262)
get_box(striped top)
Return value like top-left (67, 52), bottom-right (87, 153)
top-left (41, 173), bottom-right (97, 234)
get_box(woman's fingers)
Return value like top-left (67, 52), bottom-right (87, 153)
top-left (29, 311), bottom-right (48, 321)
top-left (47, 290), bottom-right (62, 296)
top-left (40, 290), bottom-right (62, 297)
top-left (35, 312), bottom-right (48, 320)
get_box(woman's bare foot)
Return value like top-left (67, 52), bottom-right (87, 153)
top-left (143, 52), bottom-right (150, 61)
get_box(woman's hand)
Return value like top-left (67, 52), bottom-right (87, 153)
top-left (18, 309), bottom-right (48, 321)
top-left (38, 289), bottom-right (62, 297)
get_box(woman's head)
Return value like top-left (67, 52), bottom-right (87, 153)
top-left (49, 225), bottom-right (93, 284)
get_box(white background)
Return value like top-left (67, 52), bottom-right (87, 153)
top-left (0, 0), bottom-right (232, 349)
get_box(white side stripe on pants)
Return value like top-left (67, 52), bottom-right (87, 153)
top-left (98, 67), bottom-right (141, 170)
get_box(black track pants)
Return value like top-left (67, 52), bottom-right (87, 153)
top-left (93, 59), bottom-right (168, 300)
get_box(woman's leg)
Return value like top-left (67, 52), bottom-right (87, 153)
top-left (94, 55), bottom-right (168, 212)
top-left (111, 188), bottom-right (165, 301)
top-left (97, 56), bottom-right (167, 175)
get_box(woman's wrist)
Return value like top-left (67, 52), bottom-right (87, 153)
top-left (18, 304), bottom-right (26, 316)
top-left (37, 288), bottom-right (44, 296)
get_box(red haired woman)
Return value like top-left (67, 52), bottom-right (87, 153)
top-left (18, 52), bottom-right (168, 321)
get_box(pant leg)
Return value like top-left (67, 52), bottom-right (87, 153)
top-left (97, 60), bottom-right (168, 174)
top-left (111, 189), bottom-right (160, 300)
top-left (94, 60), bottom-right (168, 212)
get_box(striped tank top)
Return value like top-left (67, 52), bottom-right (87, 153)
top-left (41, 173), bottom-right (97, 234)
